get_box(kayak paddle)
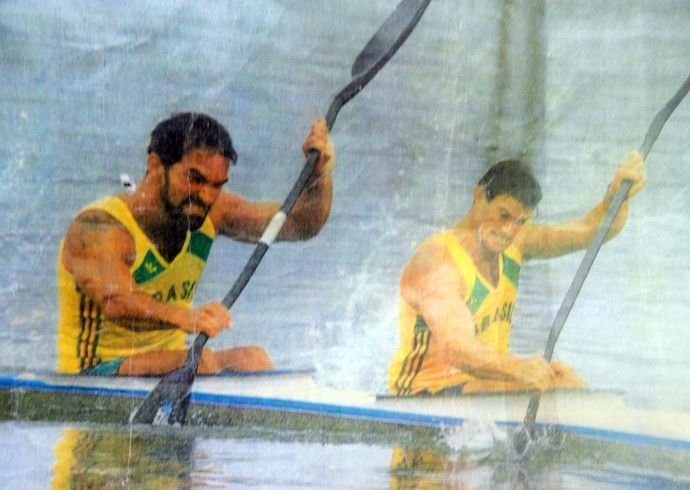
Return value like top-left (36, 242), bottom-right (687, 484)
top-left (130, 0), bottom-right (433, 425)
top-left (515, 73), bottom-right (690, 455)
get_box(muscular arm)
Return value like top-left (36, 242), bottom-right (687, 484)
top-left (209, 118), bottom-right (335, 243)
top-left (520, 198), bottom-right (628, 260)
top-left (208, 179), bottom-right (332, 242)
top-left (401, 243), bottom-right (550, 388)
top-left (61, 211), bottom-right (228, 335)
top-left (521, 151), bottom-right (645, 260)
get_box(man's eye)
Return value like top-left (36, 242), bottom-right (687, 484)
top-left (187, 173), bottom-right (204, 184)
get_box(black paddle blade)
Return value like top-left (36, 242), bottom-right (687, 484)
top-left (351, 0), bottom-right (431, 78)
top-left (513, 425), bottom-right (532, 456)
top-left (129, 366), bottom-right (195, 425)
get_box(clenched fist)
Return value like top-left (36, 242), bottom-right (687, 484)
top-left (187, 301), bottom-right (232, 337)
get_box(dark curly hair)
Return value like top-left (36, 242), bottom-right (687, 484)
top-left (478, 159), bottom-right (542, 208)
top-left (147, 112), bottom-right (238, 167)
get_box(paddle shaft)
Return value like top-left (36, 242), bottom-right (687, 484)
top-left (188, 124), bottom-right (334, 364)
top-left (133, 1), bottom-right (432, 425)
top-left (185, 0), bottom-right (432, 371)
top-left (517, 73), bottom-right (690, 450)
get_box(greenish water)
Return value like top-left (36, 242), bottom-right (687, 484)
top-left (1, 421), bottom-right (688, 489)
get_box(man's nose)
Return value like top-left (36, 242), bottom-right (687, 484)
top-left (501, 221), bottom-right (521, 237)
top-left (197, 185), bottom-right (219, 205)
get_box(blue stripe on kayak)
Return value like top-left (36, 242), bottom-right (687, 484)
top-left (545, 423), bottom-right (690, 452)
top-left (0, 374), bottom-right (151, 399)
top-left (190, 391), bottom-right (466, 428)
top-left (1, 374), bottom-right (688, 452)
top-left (187, 392), bottom-right (690, 452)
top-left (197, 368), bottom-right (316, 378)
top-left (16, 368), bottom-right (315, 379)
top-left (0, 370), bottom-right (314, 397)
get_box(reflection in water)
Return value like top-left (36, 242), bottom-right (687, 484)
top-left (43, 424), bottom-right (690, 489)
top-left (52, 427), bottom-right (197, 489)
top-left (390, 445), bottom-right (530, 490)
top-left (388, 427), bottom-right (690, 490)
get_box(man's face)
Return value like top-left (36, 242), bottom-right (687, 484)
top-left (161, 147), bottom-right (229, 230)
top-left (477, 193), bottom-right (533, 254)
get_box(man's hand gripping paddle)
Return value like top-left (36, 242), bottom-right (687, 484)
top-left (130, 0), bottom-right (433, 426)
top-left (514, 73), bottom-right (690, 455)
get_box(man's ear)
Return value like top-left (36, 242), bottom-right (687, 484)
top-left (473, 185), bottom-right (484, 203)
top-left (147, 153), bottom-right (164, 176)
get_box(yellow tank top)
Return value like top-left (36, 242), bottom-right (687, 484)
top-left (389, 232), bottom-right (522, 395)
top-left (56, 196), bottom-right (216, 373)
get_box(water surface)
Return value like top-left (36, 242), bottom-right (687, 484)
top-left (2, 422), bottom-right (688, 489)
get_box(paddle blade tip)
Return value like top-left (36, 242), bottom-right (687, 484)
top-left (350, 0), bottom-right (431, 78)
top-left (128, 368), bottom-right (195, 425)
top-left (513, 426), bottom-right (532, 457)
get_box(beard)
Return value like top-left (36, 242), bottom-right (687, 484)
top-left (162, 171), bottom-right (209, 232)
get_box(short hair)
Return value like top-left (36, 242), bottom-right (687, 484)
top-left (147, 112), bottom-right (238, 167)
top-left (477, 159), bottom-right (542, 208)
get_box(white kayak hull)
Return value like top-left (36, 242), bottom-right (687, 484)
top-left (1, 370), bottom-right (688, 452)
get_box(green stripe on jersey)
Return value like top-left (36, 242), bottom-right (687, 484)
top-left (132, 249), bottom-right (165, 284)
top-left (502, 254), bottom-right (521, 287)
top-left (413, 315), bottom-right (429, 334)
top-left (188, 231), bottom-right (213, 262)
top-left (466, 277), bottom-right (489, 314)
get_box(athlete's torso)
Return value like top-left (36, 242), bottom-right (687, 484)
top-left (389, 231), bottom-right (522, 395)
top-left (56, 196), bottom-right (216, 373)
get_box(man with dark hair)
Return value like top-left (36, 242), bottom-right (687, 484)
top-left (389, 153), bottom-right (645, 396)
top-left (147, 113), bottom-right (239, 168)
top-left (57, 112), bottom-right (334, 376)
top-left (477, 159), bottom-right (543, 208)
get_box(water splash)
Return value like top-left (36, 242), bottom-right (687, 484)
top-left (439, 420), bottom-right (508, 463)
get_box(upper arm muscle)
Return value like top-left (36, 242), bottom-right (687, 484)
top-left (401, 243), bottom-right (475, 341)
top-left (62, 210), bottom-right (136, 305)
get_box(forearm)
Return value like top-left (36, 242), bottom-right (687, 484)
top-left (99, 291), bottom-right (192, 333)
top-left (276, 116), bottom-right (335, 240)
top-left (444, 339), bottom-right (526, 382)
top-left (523, 149), bottom-right (647, 260)
top-left (278, 173), bottom-right (333, 240)
top-left (523, 190), bottom-right (631, 259)
top-left (584, 189), bottom-right (630, 241)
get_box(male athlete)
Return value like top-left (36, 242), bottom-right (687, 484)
top-left (57, 112), bottom-right (335, 376)
top-left (389, 153), bottom-right (645, 396)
